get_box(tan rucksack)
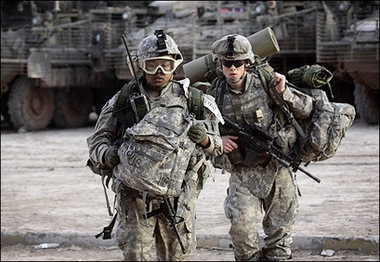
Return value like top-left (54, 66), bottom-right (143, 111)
top-left (115, 102), bottom-right (196, 198)
top-left (256, 63), bottom-right (356, 164)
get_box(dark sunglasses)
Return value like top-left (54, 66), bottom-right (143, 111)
top-left (221, 60), bottom-right (246, 68)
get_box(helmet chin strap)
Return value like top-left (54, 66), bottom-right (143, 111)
top-left (146, 75), bottom-right (173, 91)
top-left (147, 82), bottom-right (168, 91)
top-left (226, 72), bottom-right (246, 84)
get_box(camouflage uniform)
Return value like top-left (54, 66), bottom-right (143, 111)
top-left (207, 34), bottom-right (313, 261)
top-left (87, 30), bottom-right (222, 261)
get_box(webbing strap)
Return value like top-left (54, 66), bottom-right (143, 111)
top-left (101, 174), bottom-right (113, 217)
top-left (216, 79), bottom-right (226, 113)
top-left (257, 67), bottom-right (306, 138)
top-left (188, 87), bottom-right (204, 120)
top-left (142, 191), bottom-right (149, 227)
top-left (95, 212), bottom-right (117, 239)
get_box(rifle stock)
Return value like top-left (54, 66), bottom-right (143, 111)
top-left (223, 116), bottom-right (321, 183)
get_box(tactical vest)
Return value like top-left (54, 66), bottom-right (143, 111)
top-left (113, 75), bottom-right (204, 131)
top-left (209, 73), bottom-right (277, 166)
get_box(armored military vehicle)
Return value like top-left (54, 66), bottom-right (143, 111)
top-left (3, 1), bottom-right (377, 130)
top-left (1, 1), bottom-right (138, 130)
top-left (315, 1), bottom-right (379, 124)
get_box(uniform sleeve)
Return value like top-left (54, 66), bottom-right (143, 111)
top-left (87, 94), bottom-right (119, 166)
top-left (281, 86), bottom-right (313, 119)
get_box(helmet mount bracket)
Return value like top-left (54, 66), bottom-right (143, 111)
top-left (154, 29), bottom-right (168, 56)
top-left (227, 36), bottom-right (236, 58)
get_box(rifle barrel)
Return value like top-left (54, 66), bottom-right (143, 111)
top-left (294, 165), bottom-right (321, 183)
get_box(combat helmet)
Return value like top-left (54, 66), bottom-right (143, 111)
top-left (212, 34), bottom-right (255, 64)
top-left (137, 29), bottom-right (183, 74)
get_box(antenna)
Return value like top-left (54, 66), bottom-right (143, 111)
top-left (121, 34), bottom-right (144, 94)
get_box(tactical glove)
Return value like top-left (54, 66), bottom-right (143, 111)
top-left (188, 123), bottom-right (207, 144)
top-left (103, 146), bottom-right (120, 168)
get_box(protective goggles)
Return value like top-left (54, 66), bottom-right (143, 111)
top-left (221, 60), bottom-right (246, 68)
top-left (139, 57), bottom-right (179, 75)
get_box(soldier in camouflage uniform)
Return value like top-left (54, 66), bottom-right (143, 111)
top-left (206, 34), bottom-right (314, 261)
top-left (87, 30), bottom-right (223, 261)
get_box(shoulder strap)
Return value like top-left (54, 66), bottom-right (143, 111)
top-left (175, 78), bottom-right (204, 120)
top-left (113, 78), bottom-right (148, 129)
top-left (211, 77), bottom-right (226, 112)
top-left (95, 212), bottom-right (117, 239)
top-left (255, 63), bottom-right (275, 93)
top-left (114, 79), bottom-right (137, 114)
top-left (256, 65), bottom-right (306, 137)
top-left (188, 86), bottom-right (204, 120)
top-left (254, 65), bottom-right (287, 128)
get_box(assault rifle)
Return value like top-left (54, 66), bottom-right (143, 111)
top-left (143, 198), bottom-right (187, 254)
top-left (223, 116), bottom-right (321, 183)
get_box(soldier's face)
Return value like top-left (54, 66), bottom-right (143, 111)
top-left (222, 60), bottom-right (246, 81)
top-left (145, 69), bottom-right (173, 88)
top-left (144, 55), bottom-right (174, 88)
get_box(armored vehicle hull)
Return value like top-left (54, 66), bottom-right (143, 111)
top-left (1, 1), bottom-right (134, 130)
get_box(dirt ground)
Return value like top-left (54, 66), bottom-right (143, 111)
top-left (1, 243), bottom-right (379, 261)
top-left (1, 117), bottom-right (379, 261)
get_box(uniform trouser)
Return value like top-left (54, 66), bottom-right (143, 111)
top-left (114, 179), bottom-right (200, 261)
top-left (224, 166), bottom-right (299, 261)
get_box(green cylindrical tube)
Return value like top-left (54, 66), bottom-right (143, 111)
top-left (247, 27), bottom-right (280, 60)
top-left (182, 53), bottom-right (216, 85)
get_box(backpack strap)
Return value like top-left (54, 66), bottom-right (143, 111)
top-left (256, 65), bottom-right (306, 138)
top-left (94, 78), bottom-right (142, 240)
top-left (95, 212), bottom-right (117, 239)
top-left (188, 86), bottom-right (205, 120)
top-left (255, 64), bottom-right (286, 127)
top-left (101, 173), bottom-right (113, 216)
top-left (177, 78), bottom-right (205, 121)
top-left (215, 77), bottom-right (226, 112)
top-left (188, 80), bottom-right (224, 123)
top-left (113, 80), bottom-right (138, 129)
top-left (113, 76), bottom-right (151, 129)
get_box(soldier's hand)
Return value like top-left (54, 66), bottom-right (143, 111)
top-left (103, 146), bottom-right (120, 168)
top-left (188, 123), bottom-right (207, 144)
top-left (272, 72), bottom-right (286, 94)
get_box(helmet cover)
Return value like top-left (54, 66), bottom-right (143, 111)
top-left (137, 29), bottom-right (183, 62)
top-left (211, 34), bottom-right (255, 63)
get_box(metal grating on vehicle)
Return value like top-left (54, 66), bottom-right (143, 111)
top-left (316, 1), bottom-right (379, 64)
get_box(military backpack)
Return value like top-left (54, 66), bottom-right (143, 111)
top-left (255, 63), bottom-right (356, 164)
top-left (87, 77), bottom-right (207, 239)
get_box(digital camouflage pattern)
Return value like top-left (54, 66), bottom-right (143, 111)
top-left (86, 29), bottom-right (223, 261)
top-left (208, 72), bottom-right (313, 198)
top-left (114, 178), bottom-right (200, 261)
top-left (207, 47), bottom-right (313, 260)
top-left (295, 88), bottom-right (356, 162)
top-left (137, 30), bottom-right (183, 62)
top-left (284, 65), bottom-right (356, 163)
top-left (88, 78), bottom-right (222, 261)
top-left (224, 165), bottom-right (299, 261)
top-left (114, 93), bottom-right (196, 198)
top-left (211, 33), bottom-right (255, 63)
